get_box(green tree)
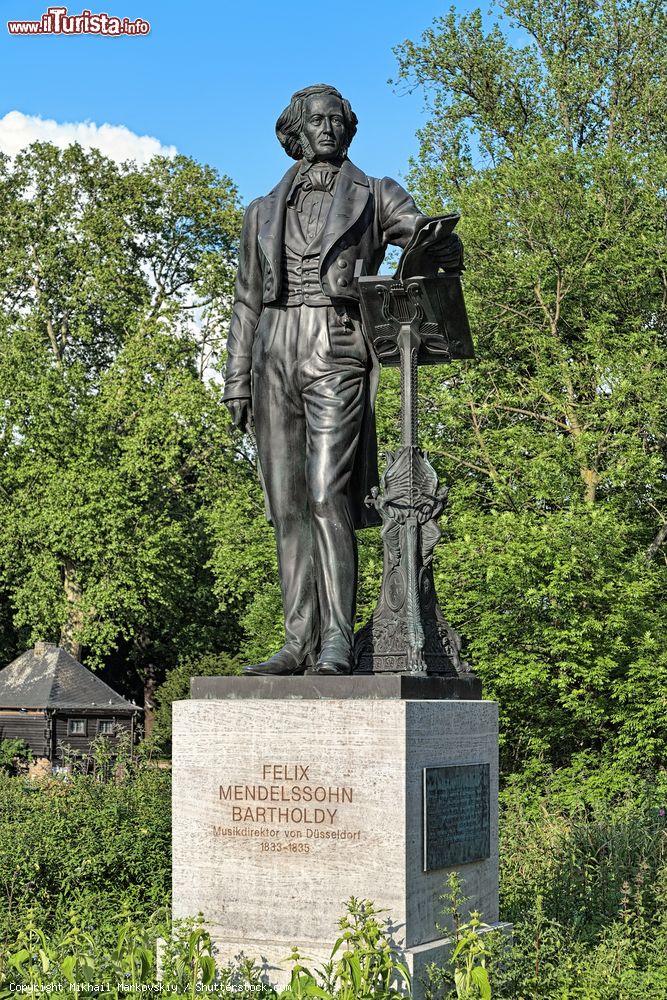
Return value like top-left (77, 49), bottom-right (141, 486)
top-left (392, 0), bottom-right (667, 777)
top-left (0, 143), bottom-right (244, 718)
top-left (149, 650), bottom-right (242, 751)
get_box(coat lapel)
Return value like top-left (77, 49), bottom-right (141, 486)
top-left (319, 159), bottom-right (370, 272)
top-left (257, 159), bottom-right (370, 290)
top-left (258, 162), bottom-right (300, 285)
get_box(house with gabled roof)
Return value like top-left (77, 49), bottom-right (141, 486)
top-left (0, 641), bottom-right (141, 762)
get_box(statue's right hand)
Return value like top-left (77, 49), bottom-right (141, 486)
top-left (225, 398), bottom-right (253, 433)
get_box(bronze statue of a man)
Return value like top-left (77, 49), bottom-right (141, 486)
top-left (224, 84), bottom-right (462, 676)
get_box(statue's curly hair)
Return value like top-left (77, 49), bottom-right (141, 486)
top-left (275, 84), bottom-right (358, 160)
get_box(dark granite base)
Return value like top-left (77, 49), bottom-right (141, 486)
top-left (190, 674), bottom-right (482, 701)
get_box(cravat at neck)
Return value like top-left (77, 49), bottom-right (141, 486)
top-left (303, 163), bottom-right (339, 193)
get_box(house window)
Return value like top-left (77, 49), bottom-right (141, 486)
top-left (97, 719), bottom-right (115, 736)
top-left (67, 718), bottom-right (87, 736)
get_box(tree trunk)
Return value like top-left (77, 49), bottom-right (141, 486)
top-left (580, 467), bottom-right (598, 504)
top-left (142, 661), bottom-right (159, 738)
top-left (133, 630), bottom-right (160, 738)
top-left (646, 522), bottom-right (667, 562)
top-left (60, 558), bottom-right (83, 660)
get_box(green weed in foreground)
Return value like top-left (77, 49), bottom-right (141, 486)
top-left (425, 873), bottom-right (494, 999)
top-left (2, 875), bottom-right (667, 1000)
top-left (0, 900), bottom-right (408, 1000)
top-left (0, 908), bottom-right (244, 999)
top-left (277, 898), bottom-right (410, 999)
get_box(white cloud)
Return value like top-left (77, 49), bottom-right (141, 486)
top-left (0, 110), bottom-right (177, 165)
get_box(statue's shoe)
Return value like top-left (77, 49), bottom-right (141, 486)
top-left (307, 643), bottom-right (353, 675)
top-left (308, 660), bottom-right (352, 675)
top-left (243, 647), bottom-right (309, 676)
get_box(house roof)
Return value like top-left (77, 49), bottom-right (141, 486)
top-left (0, 642), bottom-right (140, 712)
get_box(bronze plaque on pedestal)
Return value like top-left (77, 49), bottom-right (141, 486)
top-left (423, 763), bottom-right (490, 870)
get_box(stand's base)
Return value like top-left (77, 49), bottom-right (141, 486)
top-left (353, 444), bottom-right (473, 679)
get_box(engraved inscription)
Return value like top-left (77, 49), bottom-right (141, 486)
top-left (423, 763), bottom-right (490, 870)
top-left (212, 761), bottom-right (362, 854)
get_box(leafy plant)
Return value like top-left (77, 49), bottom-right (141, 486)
top-left (277, 899), bottom-right (410, 1000)
top-left (425, 873), bottom-right (494, 1000)
top-left (0, 739), bottom-right (31, 775)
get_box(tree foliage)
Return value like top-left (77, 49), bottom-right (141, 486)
top-left (0, 143), bottom-right (244, 704)
top-left (391, 0), bottom-right (667, 774)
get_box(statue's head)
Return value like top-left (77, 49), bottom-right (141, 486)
top-left (276, 84), bottom-right (358, 162)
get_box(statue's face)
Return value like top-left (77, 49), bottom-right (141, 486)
top-left (301, 93), bottom-right (347, 160)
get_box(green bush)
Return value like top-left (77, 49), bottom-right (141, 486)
top-left (149, 651), bottom-right (242, 752)
top-left (0, 744), bottom-right (171, 946)
top-left (424, 788), bottom-right (667, 999)
top-left (485, 901), bottom-right (667, 1000)
top-left (0, 738), bottom-right (31, 775)
top-left (499, 786), bottom-right (667, 938)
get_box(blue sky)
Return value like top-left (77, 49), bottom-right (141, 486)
top-left (0, 0), bottom-right (480, 201)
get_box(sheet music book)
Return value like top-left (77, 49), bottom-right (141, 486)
top-left (394, 213), bottom-right (461, 281)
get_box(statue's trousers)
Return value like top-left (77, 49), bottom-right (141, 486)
top-left (251, 302), bottom-right (369, 659)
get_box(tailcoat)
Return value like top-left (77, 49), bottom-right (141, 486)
top-left (224, 157), bottom-right (427, 531)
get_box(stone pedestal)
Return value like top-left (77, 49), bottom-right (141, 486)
top-left (172, 678), bottom-right (500, 999)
